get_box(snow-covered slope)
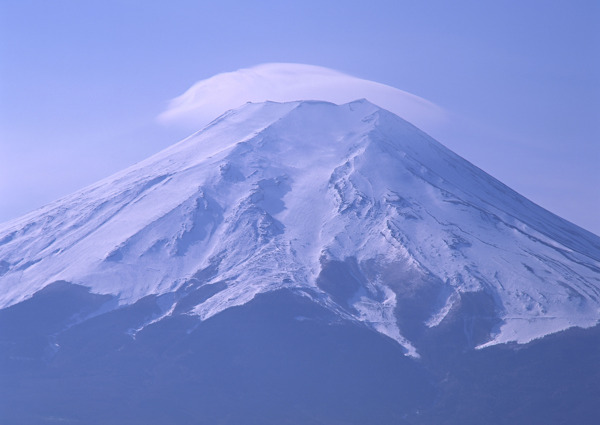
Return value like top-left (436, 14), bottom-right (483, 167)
top-left (1, 99), bottom-right (599, 356)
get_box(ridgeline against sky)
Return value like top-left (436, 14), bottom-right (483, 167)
top-left (0, 1), bottom-right (598, 234)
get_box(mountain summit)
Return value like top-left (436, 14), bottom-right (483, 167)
top-left (2, 99), bottom-right (600, 424)
top-left (1, 99), bottom-right (599, 358)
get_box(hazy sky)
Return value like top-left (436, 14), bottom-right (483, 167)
top-left (1, 1), bottom-right (599, 234)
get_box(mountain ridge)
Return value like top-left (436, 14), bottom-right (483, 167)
top-left (1, 99), bottom-right (599, 358)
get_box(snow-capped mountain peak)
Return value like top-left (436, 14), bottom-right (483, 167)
top-left (1, 99), bottom-right (599, 357)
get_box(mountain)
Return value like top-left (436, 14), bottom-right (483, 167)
top-left (1, 100), bottom-right (599, 424)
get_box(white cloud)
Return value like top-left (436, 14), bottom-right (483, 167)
top-left (158, 63), bottom-right (447, 133)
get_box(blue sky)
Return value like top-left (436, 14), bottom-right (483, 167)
top-left (1, 0), bottom-right (599, 234)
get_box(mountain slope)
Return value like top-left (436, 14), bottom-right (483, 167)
top-left (0, 99), bottom-right (599, 358)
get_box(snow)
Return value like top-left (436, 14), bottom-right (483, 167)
top-left (1, 99), bottom-right (599, 356)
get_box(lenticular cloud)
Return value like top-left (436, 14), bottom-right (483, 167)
top-left (158, 63), bottom-right (446, 132)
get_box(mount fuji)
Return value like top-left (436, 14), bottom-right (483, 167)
top-left (1, 99), bottom-right (599, 424)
